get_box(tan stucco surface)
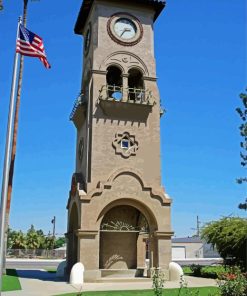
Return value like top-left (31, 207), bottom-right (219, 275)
top-left (67, 0), bottom-right (173, 281)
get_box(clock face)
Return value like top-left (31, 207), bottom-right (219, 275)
top-left (107, 13), bottom-right (143, 46)
top-left (114, 18), bottom-right (137, 40)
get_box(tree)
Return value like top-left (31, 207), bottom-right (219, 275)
top-left (201, 217), bottom-right (247, 270)
top-left (8, 230), bottom-right (26, 249)
top-left (7, 226), bottom-right (60, 250)
top-left (7, 228), bottom-right (13, 249)
top-left (236, 89), bottom-right (247, 210)
top-left (36, 229), bottom-right (47, 249)
top-left (55, 237), bottom-right (66, 249)
top-left (44, 236), bottom-right (55, 250)
top-left (26, 225), bottom-right (41, 249)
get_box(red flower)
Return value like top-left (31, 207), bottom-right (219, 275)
top-left (225, 273), bottom-right (237, 280)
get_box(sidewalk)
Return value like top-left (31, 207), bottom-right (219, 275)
top-left (2, 269), bottom-right (217, 296)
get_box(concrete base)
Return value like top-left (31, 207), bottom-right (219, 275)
top-left (96, 277), bottom-right (152, 283)
top-left (84, 270), bottom-right (102, 282)
top-left (83, 268), bottom-right (149, 282)
top-left (101, 269), bottom-right (144, 278)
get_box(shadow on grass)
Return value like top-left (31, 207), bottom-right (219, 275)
top-left (17, 269), bottom-right (66, 282)
top-left (2, 269), bottom-right (22, 292)
top-left (184, 272), bottom-right (218, 279)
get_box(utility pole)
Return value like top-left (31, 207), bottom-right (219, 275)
top-left (191, 216), bottom-right (201, 237)
top-left (51, 216), bottom-right (56, 249)
top-left (196, 215), bottom-right (200, 237)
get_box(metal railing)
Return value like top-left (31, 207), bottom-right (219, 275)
top-left (99, 85), bottom-right (154, 105)
top-left (7, 249), bottom-right (66, 259)
top-left (127, 87), bottom-right (146, 102)
top-left (69, 93), bottom-right (86, 120)
top-left (105, 85), bottom-right (123, 101)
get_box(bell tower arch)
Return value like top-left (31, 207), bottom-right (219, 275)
top-left (67, 0), bottom-right (173, 281)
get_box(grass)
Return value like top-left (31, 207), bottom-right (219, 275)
top-left (45, 268), bottom-right (57, 273)
top-left (54, 287), bottom-right (219, 296)
top-left (2, 269), bottom-right (21, 292)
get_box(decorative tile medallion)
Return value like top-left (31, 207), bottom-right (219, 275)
top-left (112, 132), bottom-right (139, 158)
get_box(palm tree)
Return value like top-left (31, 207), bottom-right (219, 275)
top-left (11, 231), bottom-right (26, 249)
top-left (26, 225), bottom-right (41, 250)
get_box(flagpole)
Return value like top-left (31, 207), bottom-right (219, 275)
top-left (5, 0), bottom-right (28, 247)
top-left (0, 17), bottom-right (22, 295)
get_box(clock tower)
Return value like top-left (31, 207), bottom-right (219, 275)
top-left (67, 0), bottom-right (173, 281)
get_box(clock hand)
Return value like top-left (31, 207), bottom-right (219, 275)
top-left (120, 28), bottom-right (127, 37)
top-left (120, 28), bottom-right (131, 37)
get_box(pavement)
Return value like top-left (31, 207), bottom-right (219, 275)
top-left (6, 259), bottom-right (63, 270)
top-left (2, 269), bottom-right (217, 296)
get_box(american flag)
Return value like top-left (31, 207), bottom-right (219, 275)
top-left (16, 24), bottom-right (51, 69)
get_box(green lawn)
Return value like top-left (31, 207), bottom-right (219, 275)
top-left (54, 287), bottom-right (219, 296)
top-left (2, 269), bottom-right (21, 292)
top-left (45, 268), bottom-right (57, 273)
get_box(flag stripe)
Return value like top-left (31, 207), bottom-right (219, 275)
top-left (16, 42), bottom-right (47, 57)
top-left (17, 40), bottom-right (47, 57)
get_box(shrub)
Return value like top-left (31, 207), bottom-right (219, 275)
top-left (189, 264), bottom-right (203, 277)
top-left (217, 266), bottom-right (247, 296)
top-left (178, 276), bottom-right (200, 296)
top-left (151, 268), bottom-right (166, 296)
top-left (201, 217), bottom-right (247, 271)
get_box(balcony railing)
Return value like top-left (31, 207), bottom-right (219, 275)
top-left (69, 93), bottom-right (86, 121)
top-left (99, 85), bottom-right (155, 105)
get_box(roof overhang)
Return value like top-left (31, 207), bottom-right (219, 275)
top-left (74, 0), bottom-right (166, 35)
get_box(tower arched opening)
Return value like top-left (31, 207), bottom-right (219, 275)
top-left (99, 204), bottom-right (151, 271)
top-left (128, 68), bottom-right (144, 102)
top-left (106, 65), bottom-right (123, 100)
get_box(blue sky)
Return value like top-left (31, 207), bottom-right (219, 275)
top-left (0, 0), bottom-right (246, 237)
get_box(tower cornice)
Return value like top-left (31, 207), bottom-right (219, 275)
top-left (74, 0), bottom-right (166, 35)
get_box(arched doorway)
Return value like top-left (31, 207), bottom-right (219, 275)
top-left (67, 203), bottom-right (79, 272)
top-left (99, 205), bottom-right (150, 270)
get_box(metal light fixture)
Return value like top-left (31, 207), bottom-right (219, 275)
top-left (0, 0), bottom-right (3, 10)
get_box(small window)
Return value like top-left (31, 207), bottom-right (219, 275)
top-left (78, 138), bottom-right (84, 161)
top-left (121, 139), bottom-right (130, 149)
